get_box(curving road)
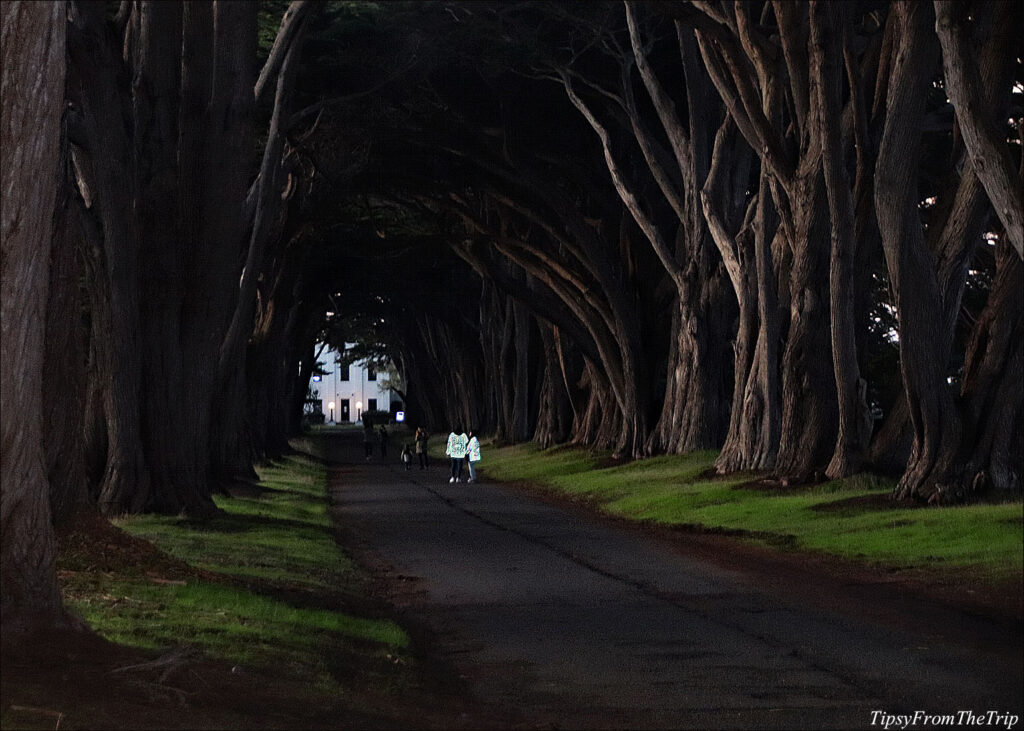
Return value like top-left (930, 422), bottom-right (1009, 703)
top-left (321, 432), bottom-right (1023, 730)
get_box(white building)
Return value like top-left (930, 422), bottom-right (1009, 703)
top-left (311, 343), bottom-right (397, 423)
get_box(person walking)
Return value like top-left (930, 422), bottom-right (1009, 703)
top-left (378, 424), bottom-right (389, 460)
top-left (446, 426), bottom-right (468, 483)
top-left (363, 422), bottom-right (374, 460)
top-left (466, 429), bottom-right (482, 483)
top-left (401, 444), bottom-right (413, 470)
top-left (415, 427), bottom-right (430, 469)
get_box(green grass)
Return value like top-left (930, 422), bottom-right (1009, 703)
top-left (483, 444), bottom-right (1024, 581)
top-left (59, 454), bottom-right (410, 692)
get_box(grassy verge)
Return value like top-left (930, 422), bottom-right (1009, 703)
top-left (481, 443), bottom-right (1023, 582)
top-left (57, 454), bottom-right (411, 696)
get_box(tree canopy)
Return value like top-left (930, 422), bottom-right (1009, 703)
top-left (2, 0), bottom-right (1021, 638)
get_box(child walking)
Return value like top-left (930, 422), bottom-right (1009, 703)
top-left (466, 429), bottom-right (481, 483)
top-left (401, 444), bottom-right (413, 470)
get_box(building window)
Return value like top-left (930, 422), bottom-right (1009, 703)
top-left (367, 364), bottom-right (376, 381)
top-left (339, 363), bottom-right (349, 381)
top-left (368, 398), bottom-right (377, 412)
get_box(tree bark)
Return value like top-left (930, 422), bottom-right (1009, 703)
top-left (716, 170), bottom-right (783, 473)
top-left (204, 0), bottom-right (259, 487)
top-left (511, 299), bottom-right (533, 442)
top-left (868, 0), bottom-right (1017, 476)
top-left (874, 1), bottom-right (959, 502)
top-left (533, 324), bottom-right (574, 448)
top-left (950, 240), bottom-right (1023, 498)
top-left (768, 3), bottom-right (839, 481)
top-left (554, 10), bottom-right (738, 457)
top-left (68, 1), bottom-right (312, 514)
top-left (637, 20), bottom-right (736, 455)
top-left (693, 3), bottom-right (838, 480)
top-left (1, 0), bottom-right (69, 635)
top-left (809, 1), bottom-right (872, 478)
top-left (68, 1), bottom-right (153, 514)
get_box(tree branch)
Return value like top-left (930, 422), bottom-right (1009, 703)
top-left (254, 0), bottom-right (315, 106)
top-left (934, 0), bottom-right (1023, 258)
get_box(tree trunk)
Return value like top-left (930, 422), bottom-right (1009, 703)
top-left (949, 241), bottom-right (1023, 498)
top-left (773, 170), bottom-right (838, 481)
top-left (68, 2), bottom-right (153, 514)
top-left (1, 0), bottom-right (69, 635)
top-left (68, 2), bottom-right (311, 515)
top-left (478, 279), bottom-right (504, 437)
top-left (249, 240), bottom-right (310, 462)
top-left (130, 1), bottom-right (221, 517)
top-left (810, 1), bottom-right (872, 478)
top-left (511, 299), bottom-right (532, 442)
top-left (716, 173), bottom-right (783, 473)
top-left (533, 324), bottom-right (573, 448)
top-left (867, 0), bottom-right (1016, 477)
top-left (868, 394), bottom-right (914, 475)
top-left (691, 4), bottom-right (836, 479)
top-left (205, 0), bottom-right (260, 487)
top-left (874, 2), bottom-right (959, 502)
top-left (650, 219), bottom-right (735, 455)
top-left (45, 114), bottom-right (91, 525)
top-left (288, 308), bottom-right (322, 439)
top-left (571, 364), bottom-right (623, 451)
top-left (497, 294), bottom-right (516, 440)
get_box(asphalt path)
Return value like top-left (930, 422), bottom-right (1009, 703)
top-left (321, 432), bottom-right (1023, 730)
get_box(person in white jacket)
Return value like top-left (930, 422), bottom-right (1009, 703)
top-left (445, 426), bottom-right (468, 483)
top-left (466, 429), bottom-right (481, 483)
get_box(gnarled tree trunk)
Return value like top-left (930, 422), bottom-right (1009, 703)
top-left (1, 0), bottom-right (69, 635)
top-left (810, 1), bottom-right (872, 478)
top-left (950, 241), bottom-right (1023, 498)
top-left (874, 2), bottom-right (959, 502)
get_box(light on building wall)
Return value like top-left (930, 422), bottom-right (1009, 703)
top-left (328, 401), bottom-right (335, 423)
top-left (356, 400), bottom-right (362, 422)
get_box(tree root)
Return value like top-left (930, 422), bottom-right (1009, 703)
top-left (109, 645), bottom-right (202, 683)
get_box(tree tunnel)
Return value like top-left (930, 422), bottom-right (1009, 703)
top-left (2, 0), bottom-right (1022, 633)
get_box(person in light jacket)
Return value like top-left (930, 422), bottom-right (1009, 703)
top-left (446, 426), bottom-right (468, 483)
top-left (466, 429), bottom-right (481, 483)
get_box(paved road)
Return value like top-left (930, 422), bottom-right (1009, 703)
top-left (321, 432), bottom-right (1023, 730)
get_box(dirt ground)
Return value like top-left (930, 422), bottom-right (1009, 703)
top-left (2, 485), bottom-right (1020, 730)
